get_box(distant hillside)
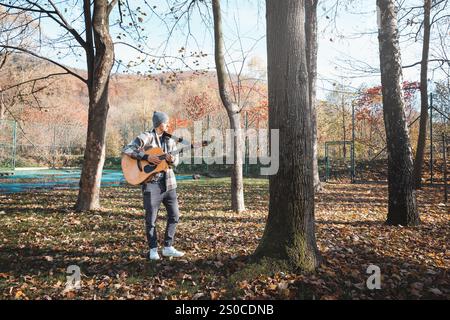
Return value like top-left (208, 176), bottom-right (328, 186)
top-left (1, 53), bottom-right (221, 127)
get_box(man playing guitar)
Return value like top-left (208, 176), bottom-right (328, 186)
top-left (122, 111), bottom-right (184, 260)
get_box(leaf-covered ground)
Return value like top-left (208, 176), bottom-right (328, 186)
top-left (0, 178), bottom-right (448, 300)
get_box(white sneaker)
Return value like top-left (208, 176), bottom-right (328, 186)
top-left (162, 246), bottom-right (185, 258)
top-left (149, 248), bottom-right (160, 260)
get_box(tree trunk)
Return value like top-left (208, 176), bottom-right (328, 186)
top-left (75, 1), bottom-right (115, 211)
top-left (254, 0), bottom-right (320, 270)
top-left (377, 0), bottom-right (420, 226)
top-left (230, 112), bottom-right (245, 211)
top-left (305, 0), bottom-right (321, 192)
top-left (0, 91), bottom-right (4, 120)
top-left (212, 0), bottom-right (245, 212)
top-left (342, 98), bottom-right (347, 158)
top-left (412, 0), bottom-right (432, 189)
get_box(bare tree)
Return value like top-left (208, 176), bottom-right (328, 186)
top-left (212, 0), bottom-right (245, 212)
top-left (75, 0), bottom-right (117, 211)
top-left (411, 0), bottom-right (449, 188)
top-left (305, 0), bottom-right (322, 192)
top-left (321, 0), bottom-right (448, 190)
top-left (0, 0), bottom-right (118, 211)
top-left (377, 0), bottom-right (420, 226)
top-left (412, 0), bottom-right (431, 189)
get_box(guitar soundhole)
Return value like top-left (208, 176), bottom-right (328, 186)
top-left (144, 165), bottom-right (156, 173)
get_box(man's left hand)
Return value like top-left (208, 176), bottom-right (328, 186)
top-left (165, 154), bottom-right (174, 163)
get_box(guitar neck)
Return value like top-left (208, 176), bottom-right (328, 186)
top-left (158, 143), bottom-right (201, 159)
top-left (151, 132), bottom-right (210, 159)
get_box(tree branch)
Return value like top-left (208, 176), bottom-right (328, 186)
top-left (108, 0), bottom-right (119, 16)
top-left (0, 45), bottom-right (87, 83)
top-left (0, 51), bottom-right (10, 69)
top-left (0, 2), bottom-right (55, 14)
top-left (0, 72), bottom-right (69, 93)
top-left (403, 58), bottom-right (450, 69)
top-left (46, 0), bottom-right (87, 49)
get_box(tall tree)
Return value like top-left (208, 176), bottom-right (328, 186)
top-left (75, 0), bottom-right (117, 211)
top-left (0, 1), bottom-right (118, 211)
top-left (254, 0), bottom-right (320, 270)
top-left (212, 0), bottom-right (245, 212)
top-left (376, 0), bottom-right (420, 226)
top-left (305, 0), bottom-right (321, 192)
top-left (412, 0), bottom-right (432, 189)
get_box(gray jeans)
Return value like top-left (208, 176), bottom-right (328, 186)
top-left (142, 180), bottom-right (180, 249)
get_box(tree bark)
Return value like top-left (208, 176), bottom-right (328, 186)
top-left (0, 91), bottom-right (4, 120)
top-left (212, 0), bottom-right (245, 212)
top-left (412, 0), bottom-right (431, 189)
top-left (75, 0), bottom-right (115, 211)
top-left (254, 0), bottom-right (320, 270)
top-left (377, 0), bottom-right (420, 226)
top-left (229, 112), bottom-right (245, 211)
top-left (341, 96), bottom-right (347, 158)
top-left (305, 0), bottom-right (321, 192)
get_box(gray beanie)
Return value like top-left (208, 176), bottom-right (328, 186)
top-left (152, 111), bottom-right (169, 128)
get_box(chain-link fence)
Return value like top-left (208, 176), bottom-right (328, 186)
top-left (324, 141), bottom-right (354, 183)
top-left (12, 122), bottom-right (86, 168)
top-left (2, 112), bottom-right (273, 177)
top-left (0, 120), bottom-right (16, 173)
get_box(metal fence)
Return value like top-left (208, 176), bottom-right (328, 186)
top-left (0, 119), bottom-right (16, 173)
top-left (2, 121), bottom-right (86, 169)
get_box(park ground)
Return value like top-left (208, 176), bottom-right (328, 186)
top-left (0, 178), bottom-right (448, 300)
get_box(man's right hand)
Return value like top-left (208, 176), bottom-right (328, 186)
top-left (142, 154), bottom-right (161, 165)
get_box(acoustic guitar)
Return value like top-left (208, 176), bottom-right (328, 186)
top-left (121, 133), bottom-right (211, 185)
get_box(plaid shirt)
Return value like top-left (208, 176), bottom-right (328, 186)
top-left (122, 130), bottom-right (179, 191)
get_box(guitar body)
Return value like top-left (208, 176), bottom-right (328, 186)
top-left (121, 134), bottom-right (211, 186)
top-left (121, 147), bottom-right (169, 185)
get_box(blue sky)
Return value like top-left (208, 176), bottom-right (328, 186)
top-left (38, 0), bottom-right (443, 100)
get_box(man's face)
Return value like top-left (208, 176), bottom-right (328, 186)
top-left (158, 121), bottom-right (169, 132)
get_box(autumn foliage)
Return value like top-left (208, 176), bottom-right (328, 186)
top-left (0, 179), bottom-right (448, 300)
